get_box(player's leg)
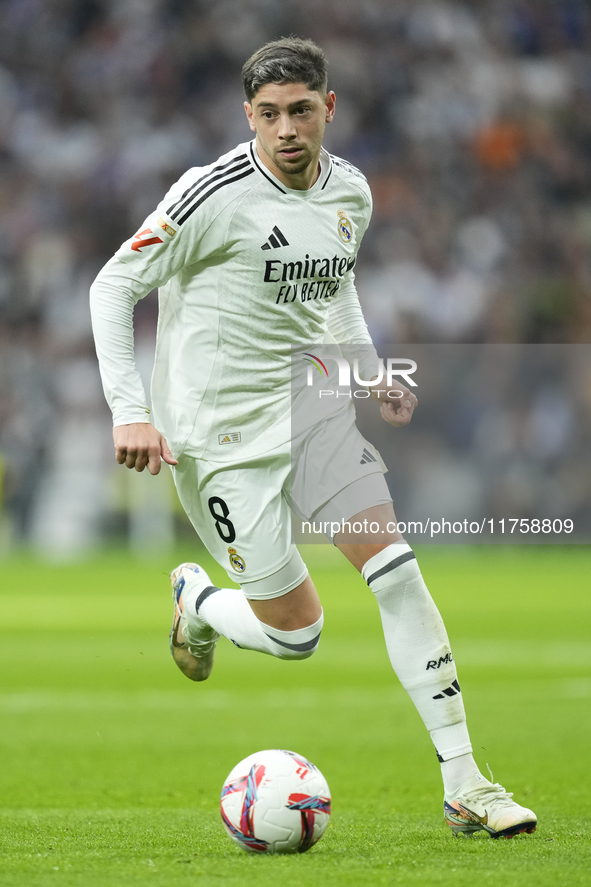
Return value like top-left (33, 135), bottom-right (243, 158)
top-left (294, 406), bottom-right (476, 777)
top-left (171, 563), bottom-right (323, 677)
top-left (290, 393), bottom-right (536, 836)
top-left (169, 453), bottom-right (324, 681)
top-left (334, 500), bottom-right (536, 838)
top-left (334, 502), bottom-right (478, 785)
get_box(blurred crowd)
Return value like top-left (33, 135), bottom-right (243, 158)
top-left (1, 0), bottom-right (591, 554)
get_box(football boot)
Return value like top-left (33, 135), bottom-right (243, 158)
top-left (170, 562), bottom-right (219, 682)
top-left (444, 772), bottom-right (537, 838)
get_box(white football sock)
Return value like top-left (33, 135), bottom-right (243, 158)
top-left (181, 577), bottom-right (323, 661)
top-left (439, 752), bottom-right (482, 796)
top-left (362, 543), bottom-right (476, 771)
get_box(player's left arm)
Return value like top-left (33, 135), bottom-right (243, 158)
top-left (326, 183), bottom-right (418, 427)
top-left (327, 285), bottom-right (418, 427)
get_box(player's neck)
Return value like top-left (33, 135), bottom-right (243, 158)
top-left (254, 141), bottom-right (321, 191)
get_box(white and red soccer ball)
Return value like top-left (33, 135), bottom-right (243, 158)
top-left (220, 749), bottom-right (331, 854)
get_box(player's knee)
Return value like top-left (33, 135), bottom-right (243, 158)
top-left (257, 610), bottom-right (324, 661)
top-left (271, 638), bottom-right (320, 661)
top-left (269, 637), bottom-right (321, 661)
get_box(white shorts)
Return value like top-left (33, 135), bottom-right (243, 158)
top-left (172, 409), bottom-right (391, 600)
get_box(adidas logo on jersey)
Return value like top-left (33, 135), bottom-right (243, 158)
top-left (433, 679), bottom-right (461, 699)
top-left (218, 432), bottom-right (241, 445)
top-left (360, 448), bottom-right (377, 465)
top-left (261, 226), bottom-right (289, 250)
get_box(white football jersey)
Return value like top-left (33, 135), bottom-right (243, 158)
top-left (90, 139), bottom-right (376, 461)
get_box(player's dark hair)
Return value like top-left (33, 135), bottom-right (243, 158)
top-left (242, 37), bottom-right (328, 102)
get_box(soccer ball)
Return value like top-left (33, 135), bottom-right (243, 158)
top-left (220, 749), bottom-right (331, 854)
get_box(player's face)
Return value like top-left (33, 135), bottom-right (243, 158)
top-left (244, 82), bottom-right (336, 190)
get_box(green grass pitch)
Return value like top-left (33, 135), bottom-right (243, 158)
top-left (0, 545), bottom-right (589, 886)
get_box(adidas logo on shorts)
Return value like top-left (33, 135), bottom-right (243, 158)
top-left (360, 448), bottom-right (377, 465)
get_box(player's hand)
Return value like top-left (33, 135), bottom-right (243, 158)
top-left (370, 383), bottom-right (418, 428)
top-left (113, 423), bottom-right (178, 475)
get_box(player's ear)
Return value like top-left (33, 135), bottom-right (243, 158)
top-left (244, 101), bottom-right (256, 132)
top-left (325, 91), bottom-right (336, 124)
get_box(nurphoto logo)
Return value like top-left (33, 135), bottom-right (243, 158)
top-left (302, 353), bottom-right (418, 399)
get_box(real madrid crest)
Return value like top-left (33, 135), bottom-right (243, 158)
top-left (337, 208), bottom-right (353, 244)
top-left (228, 547), bottom-right (246, 573)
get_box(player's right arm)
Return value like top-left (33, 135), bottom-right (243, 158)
top-left (90, 168), bottom-right (210, 473)
top-left (90, 250), bottom-right (180, 474)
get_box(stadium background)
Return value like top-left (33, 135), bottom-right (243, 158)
top-left (1, 0), bottom-right (591, 556)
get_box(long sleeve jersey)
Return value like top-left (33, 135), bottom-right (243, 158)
top-left (90, 139), bottom-right (377, 463)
